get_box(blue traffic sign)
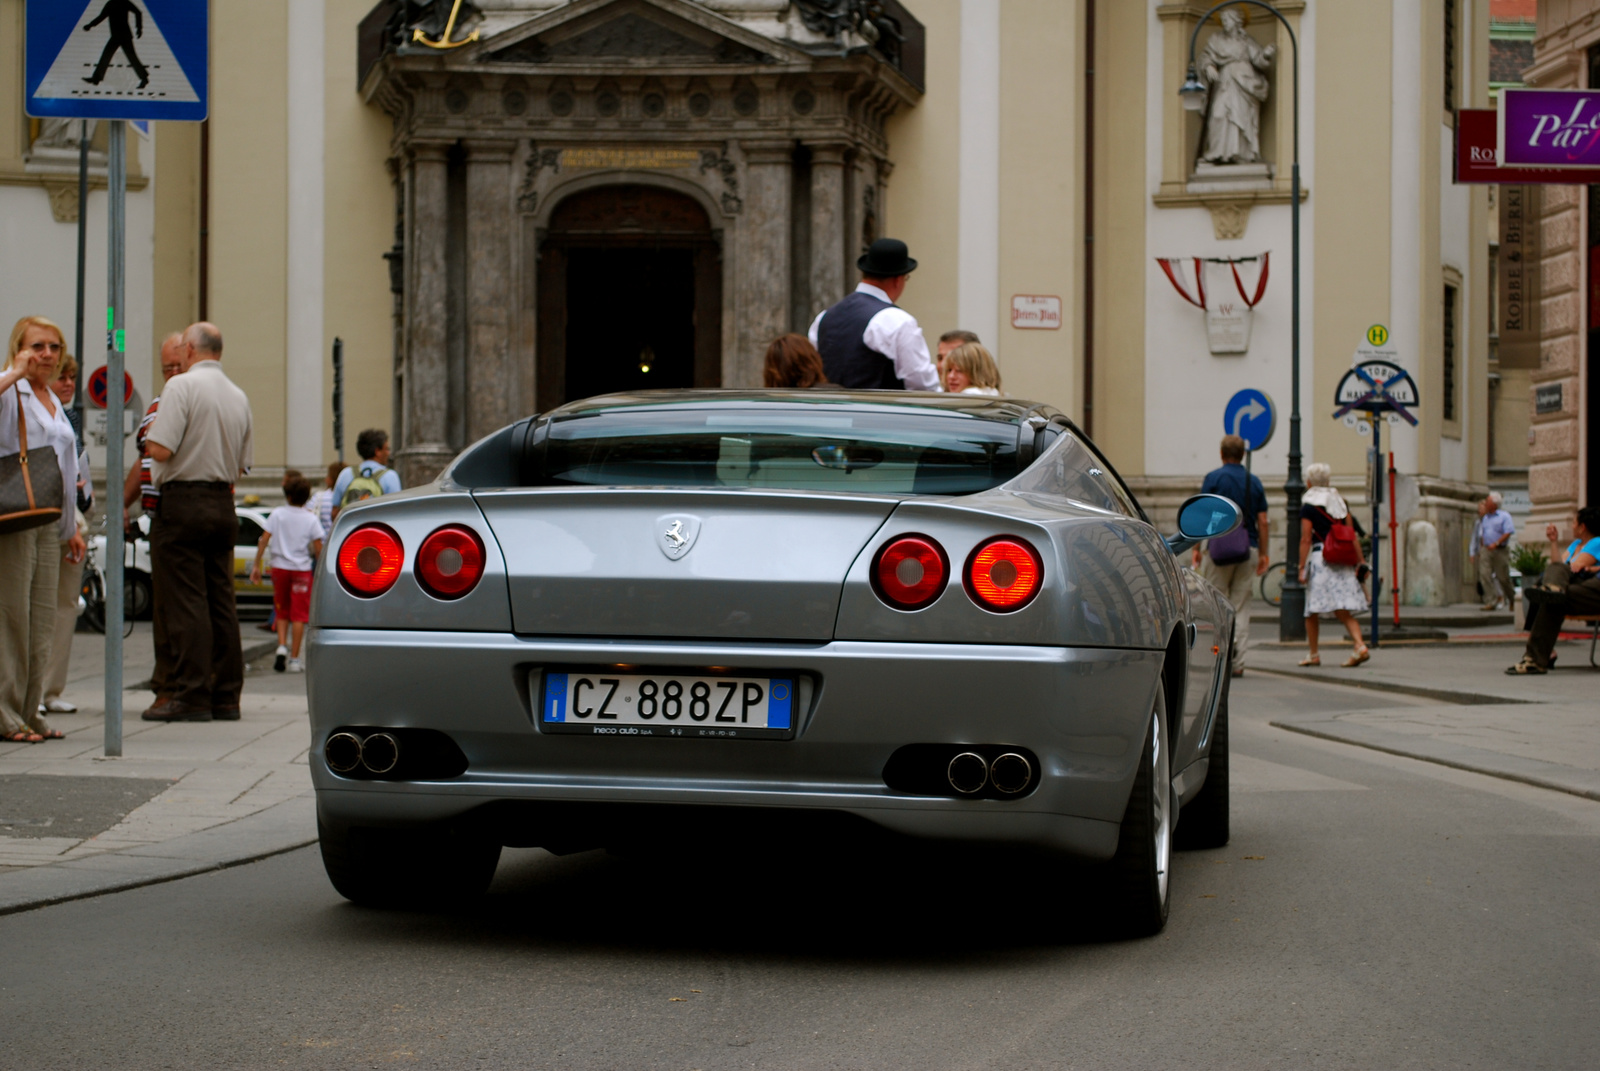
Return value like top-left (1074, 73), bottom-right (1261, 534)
top-left (1223, 389), bottom-right (1276, 451)
top-left (26, 0), bottom-right (207, 122)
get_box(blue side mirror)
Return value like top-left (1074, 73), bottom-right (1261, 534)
top-left (1167, 494), bottom-right (1244, 554)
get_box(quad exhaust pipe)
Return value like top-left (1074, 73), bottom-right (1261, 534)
top-left (945, 750), bottom-right (1033, 796)
top-left (323, 731), bottom-right (401, 775)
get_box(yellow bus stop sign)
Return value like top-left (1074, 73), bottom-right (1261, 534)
top-left (1366, 324), bottom-right (1389, 347)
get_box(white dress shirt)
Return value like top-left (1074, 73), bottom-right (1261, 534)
top-left (808, 282), bottom-right (942, 391)
top-left (0, 379), bottom-right (80, 540)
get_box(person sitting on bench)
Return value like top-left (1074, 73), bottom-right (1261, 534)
top-left (1507, 505), bottom-right (1600, 675)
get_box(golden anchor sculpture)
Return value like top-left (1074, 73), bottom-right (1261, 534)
top-left (413, 0), bottom-right (479, 49)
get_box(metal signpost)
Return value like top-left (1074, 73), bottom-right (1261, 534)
top-left (1332, 346), bottom-right (1419, 651)
top-left (26, 0), bottom-right (208, 757)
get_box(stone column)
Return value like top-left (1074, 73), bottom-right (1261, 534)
top-left (463, 138), bottom-right (517, 443)
top-left (807, 143), bottom-right (849, 321)
top-left (400, 140), bottom-right (454, 487)
top-left (734, 140), bottom-right (793, 387)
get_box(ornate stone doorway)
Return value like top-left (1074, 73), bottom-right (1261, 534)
top-left (537, 185), bottom-right (721, 410)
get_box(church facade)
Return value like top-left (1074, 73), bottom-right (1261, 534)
top-left (0, 1), bottom-right (1507, 603)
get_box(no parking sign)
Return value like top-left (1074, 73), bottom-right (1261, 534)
top-left (87, 364), bottom-right (133, 409)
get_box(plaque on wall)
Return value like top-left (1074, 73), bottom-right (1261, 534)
top-left (1535, 383), bottom-right (1563, 414)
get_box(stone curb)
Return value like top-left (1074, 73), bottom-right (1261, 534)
top-left (1247, 665), bottom-right (1534, 707)
top-left (1269, 713), bottom-right (1600, 803)
top-left (0, 795), bottom-right (317, 917)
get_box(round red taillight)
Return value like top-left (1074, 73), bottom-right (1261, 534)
top-left (872, 535), bottom-right (948, 611)
top-left (965, 537), bottom-right (1043, 612)
top-left (416, 525), bottom-right (486, 599)
top-left (337, 524), bottom-right (404, 598)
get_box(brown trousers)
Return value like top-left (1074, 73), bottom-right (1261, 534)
top-left (1524, 562), bottom-right (1600, 668)
top-left (151, 482), bottom-right (242, 708)
top-left (0, 524), bottom-right (60, 735)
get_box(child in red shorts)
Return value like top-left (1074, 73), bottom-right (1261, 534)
top-left (249, 476), bottom-right (324, 672)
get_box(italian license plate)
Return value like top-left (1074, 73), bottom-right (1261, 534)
top-left (540, 672), bottom-right (796, 739)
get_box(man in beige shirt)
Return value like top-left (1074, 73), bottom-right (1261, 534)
top-left (142, 322), bottom-right (254, 722)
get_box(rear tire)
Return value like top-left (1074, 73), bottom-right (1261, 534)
top-left (1104, 683), bottom-right (1173, 937)
top-left (1176, 655), bottom-right (1231, 851)
top-left (318, 818), bottom-right (502, 908)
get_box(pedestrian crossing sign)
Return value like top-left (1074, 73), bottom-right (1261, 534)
top-left (26, 0), bottom-right (207, 121)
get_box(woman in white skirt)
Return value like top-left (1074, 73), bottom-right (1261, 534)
top-left (1297, 462), bottom-right (1370, 667)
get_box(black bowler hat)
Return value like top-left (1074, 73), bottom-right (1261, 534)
top-left (857, 237), bottom-right (918, 277)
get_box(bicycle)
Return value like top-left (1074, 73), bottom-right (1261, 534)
top-left (80, 539), bottom-right (135, 637)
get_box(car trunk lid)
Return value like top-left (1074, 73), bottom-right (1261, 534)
top-left (473, 489), bottom-right (897, 640)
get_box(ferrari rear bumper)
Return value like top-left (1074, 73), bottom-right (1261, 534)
top-left (307, 628), bottom-right (1164, 860)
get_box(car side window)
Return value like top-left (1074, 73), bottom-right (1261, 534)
top-left (237, 517), bottom-right (265, 545)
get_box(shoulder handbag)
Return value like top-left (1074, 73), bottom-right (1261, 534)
top-left (1208, 471), bottom-right (1254, 566)
top-left (1317, 505), bottom-right (1362, 567)
top-left (0, 385), bottom-right (64, 535)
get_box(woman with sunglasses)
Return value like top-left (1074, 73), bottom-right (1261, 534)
top-left (0, 317), bottom-right (85, 743)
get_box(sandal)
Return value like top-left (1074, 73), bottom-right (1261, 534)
top-left (4, 730), bottom-right (44, 744)
top-left (1505, 657), bottom-right (1547, 675)
top-left (1297, 656), bottom-right (1321, 667)
top-left (38, 729), bottom-right (65, 740)
top-left (1343, 646), bottom-right (1371, 668)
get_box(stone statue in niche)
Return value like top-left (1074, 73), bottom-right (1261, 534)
top-left (32, 118), bottom-right (96, 153)
top-left (1197, 10), bottom-right (1274, 166)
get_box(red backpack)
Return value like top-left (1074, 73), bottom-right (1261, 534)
top-left (1317, 507), bottom-right (1362, 566)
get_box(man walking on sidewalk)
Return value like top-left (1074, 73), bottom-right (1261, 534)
top-left (141, 323), bottom-right (253, 723)
top-left (1191, 434), bottom-right (1270, 676)
top-left (1471, 492), bottom-right (1516, 611)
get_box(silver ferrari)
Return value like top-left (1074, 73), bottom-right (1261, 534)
top-left (308, 391), bottom-right (1242, 934)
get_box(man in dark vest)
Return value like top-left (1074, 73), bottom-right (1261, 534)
top-left (807, 238), bottom-right (940, 391)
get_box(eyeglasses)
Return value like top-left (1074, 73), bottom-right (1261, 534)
top-left (27, 342), bottom-right (63, 354)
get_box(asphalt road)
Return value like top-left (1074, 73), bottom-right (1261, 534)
top-left (2, 673), bottom-right (1597, 1070)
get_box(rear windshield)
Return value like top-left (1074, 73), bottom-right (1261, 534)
top-left (536, 407), bottom-right (1023, 494)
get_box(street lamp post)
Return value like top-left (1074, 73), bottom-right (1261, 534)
top-left (1179, 1), bottom-right (1305, 642)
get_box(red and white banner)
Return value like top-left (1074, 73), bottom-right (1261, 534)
top-left (1156, 253), bottom-right (1270, 354)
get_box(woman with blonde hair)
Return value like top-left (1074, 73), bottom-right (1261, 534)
top-left (942, 342), bottom-right (1002, 396)
top-left (39, 351), bottom-right (92, 716)
top-left (0, 316), bottom-right (84, 742)
top-left (1296, 461), bottom-right (1369, 667)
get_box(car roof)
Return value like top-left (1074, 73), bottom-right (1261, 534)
top-left (543, 389), bottom-right (1054, 426)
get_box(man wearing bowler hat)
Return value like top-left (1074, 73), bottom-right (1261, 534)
top-left (808, 238), bottom-right (940, 391)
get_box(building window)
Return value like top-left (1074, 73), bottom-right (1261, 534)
top-left (1443, 283), bottom-right (1459, 423)
top-left (1445, 0), bottom-right (1458, 113)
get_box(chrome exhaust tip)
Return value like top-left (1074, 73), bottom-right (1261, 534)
top-left (947, 751), bottom-right (989, 795)
top-left (324, 732), bottom-right (364, 774)
top-left (359, 732), bottom-right (400, 775)
top-left (989, 752), bottom-right (1033, 795)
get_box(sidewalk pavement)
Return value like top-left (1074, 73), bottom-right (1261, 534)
top-left (0, 622), bottom-right (314, 915)
top-left (1247, 638), bottom-right (1600, 803)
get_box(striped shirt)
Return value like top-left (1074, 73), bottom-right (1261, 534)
top-left (136, 395), bottom-right (161, 511)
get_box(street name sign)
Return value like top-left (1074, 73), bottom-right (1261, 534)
top-left (1010, 295), bottom-right (1062, 330)
top-left (1222, 388), bottom-right (1275, 451)
top-left (25, 0), bottom-right (208, 121)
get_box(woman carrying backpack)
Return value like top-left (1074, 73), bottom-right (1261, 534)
top-left (1297, 462), bottom-right (1370, 667)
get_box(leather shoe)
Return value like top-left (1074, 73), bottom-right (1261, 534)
top-left (212, 705), bottom-right (241, 721)
top-left (141, 698), bottom-right (213, 722)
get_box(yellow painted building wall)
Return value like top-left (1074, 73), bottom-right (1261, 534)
top-left (997, 0), bottom-right (1081, 418)
top-left (883, 0), bottom-right (961, 374)
top-left (207, 0), bottom-right (289, 470)
top-left (324, 0), bottom-right (403, 467)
